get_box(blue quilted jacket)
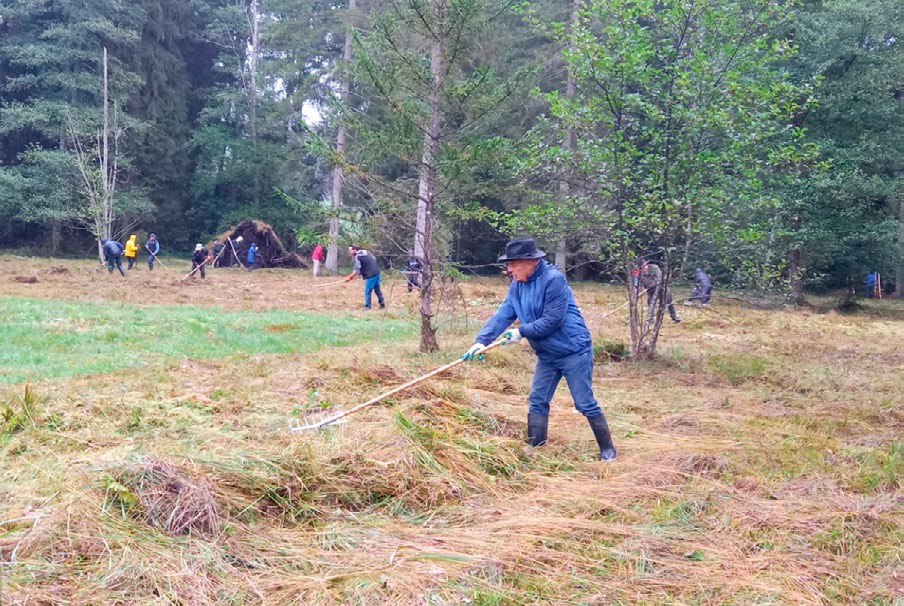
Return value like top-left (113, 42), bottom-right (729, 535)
top-left (475, 260), bottom-right (591, 360)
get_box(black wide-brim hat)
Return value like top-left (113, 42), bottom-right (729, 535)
top-left (498, 237), bottom-right (546, 262)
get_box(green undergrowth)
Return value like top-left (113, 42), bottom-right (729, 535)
top-left (0, 296), bottom-right (413, 383)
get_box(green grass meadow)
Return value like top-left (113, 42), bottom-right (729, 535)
top-left (0, 297), bottom-right (413, 383)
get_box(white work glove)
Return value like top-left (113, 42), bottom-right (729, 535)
top-left (501, 327), bottom-right (522, 345)
top-left (461, 343), bottom-right (487, 361)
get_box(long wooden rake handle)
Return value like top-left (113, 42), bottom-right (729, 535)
top-left (297, 338), bottom-right (507, 430)
top-left (313, 279), bottom-right (347, 289)
top-left (148, 250), bottom-right (168, 269)
top-left (180, 258), bottom-right (210, 280)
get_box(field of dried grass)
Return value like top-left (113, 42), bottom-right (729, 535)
top-left (1, 256), bottom-right (901, 605)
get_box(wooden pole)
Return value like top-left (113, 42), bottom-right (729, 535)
top-left (293, 339), bottom-right (507, 431)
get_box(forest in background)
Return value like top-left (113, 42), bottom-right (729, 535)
top-left (0, 0), bottom-right (900, 296)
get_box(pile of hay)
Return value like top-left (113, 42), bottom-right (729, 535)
top-left (213, 219), bottom-right (306, 269)
top-left (107, 458), bottom-right (221, 538)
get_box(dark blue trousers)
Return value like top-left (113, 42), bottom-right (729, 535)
top-left (528, 349), bottom-right (602, 418)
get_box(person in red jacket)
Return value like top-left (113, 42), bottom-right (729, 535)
top-left (311, 242), bottom-right (324, 277)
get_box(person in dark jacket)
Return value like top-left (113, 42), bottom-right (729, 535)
top-left (687, 267), bottom-right (712, 306)
top-left (101, 238), bottom-right (126, 276)
top-left (146, 233), bottom-right (160, 270)
top-left (404, 249), bottom-right (422, 292)
top-left (345, 245), bottom-right (385, 309)
top-left (461, 237), bottom-right (616, 461)
top-left (637, 260), bottom-right (680, 322)
top-left (246, 242), bottom-right (260, 271)
top-left (211, 240), bottom-right (225, 268)
top-left (191, 243), bottom-right (209, 279)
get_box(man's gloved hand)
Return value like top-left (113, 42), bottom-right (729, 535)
top-left (501, 327), bottom-right (522, 345)
top-left (344, 273), bottom-right (355, 282)
top-left (461, 343), bottom-right (486, 361)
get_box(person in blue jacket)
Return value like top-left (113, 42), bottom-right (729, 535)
top-left (101, 238), bottom-right (126, 276)
top-left (461, 236), bottom-right (616, 461)
top-left (146, 233), bottom-right (160, 270)
top-left (864, 272), bottom-right (877, 298)
top-left (246, 242), bottom-right (260, 271)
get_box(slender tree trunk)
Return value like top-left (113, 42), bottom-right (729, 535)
top-left (554, 0), bottom-right (581, 272)
top-left (789, 214), bottom-right (804, 304)
top-left (626, 255), bottom-right (639, 359)
top-left (679, 201), bottom-right (693, 276)
top-left (249, 0), bottom-right (260, 206)
top-left (896, 196), bottom-right (903, 298)
top-left (416, 0), bottom-right (443, 353)
top-left (327, 0), bottom-right (356, 275)
top-left (49, 223), bottom-right (61, 255)
top-left (96, 47), bottom-right (112, 262)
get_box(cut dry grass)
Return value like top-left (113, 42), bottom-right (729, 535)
top-left (0, 256), bottom-right (901, 605)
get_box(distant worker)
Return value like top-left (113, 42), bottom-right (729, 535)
top-left (687, 267), bottom-right (712, 306)
top-left (345, 245), bottom-right (385, 310)
top-left (211, 239), bottom-right (225, 267)
top-left (637, 259), bottom-right (680, 323)
top-left (101, 238), bottom-right (126, 277)
top-left (246, 242), bottom-right (260, 271)
top-left (865, 272), bottom-right (877, 298)
top-left (311, 242), bottom-right (324, 277)
top-left (124, 234), bottom-right (139, 270)
top-left (191, 243), bottom-right (209, 279)
top-left (405, 249), bottom-right (422, 292)
top-left (461, 237), bottom-right (616, 461)
top-left (146, 233), bottom-right (160, 270)
top-left (231, 235), bottom-right (245, 267)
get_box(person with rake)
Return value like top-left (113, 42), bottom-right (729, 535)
top-left (190, 243), bottom-right (209, 279)
top-left (146, 233), bottom-right (160, 270)
top-left (101, 238), bottom-right (126, 277)
top-left (345, 245), bottom-right (385, 310)
top-left (461, 236), bottom-right (617, 461)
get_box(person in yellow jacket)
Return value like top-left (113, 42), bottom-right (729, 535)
top-left (124, 234), bottom-right (139, 270)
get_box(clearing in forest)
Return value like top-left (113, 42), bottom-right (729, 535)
top-left (0, 257), bottom-right (901, 605)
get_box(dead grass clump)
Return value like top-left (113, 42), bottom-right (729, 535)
top-left (677, 453), bottom-right (729, 476)
top-left (658, 413), bottom-right (701, 432)
top-left (466, 366), bottom-right (520, 394)
top-left (105, 458), bottom-right (221, 538)
top-left (210, 447), bottom-right (326, 522)
top-left (365, 364), bottom-right (403, 383)
top-left (46, 265), bottom-right (71, 274)
top-left (13, 275), bottom-right (38, 283)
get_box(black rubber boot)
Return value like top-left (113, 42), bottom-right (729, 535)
top-left (587, 414), bottom-right (617, 461)
top-left (527, 413), bottom-right (548, 447)
top-left (668, 304), bottom-right (681, 323)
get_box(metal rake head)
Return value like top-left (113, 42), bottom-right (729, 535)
top-left (287, 405), bottom-right (348, 432)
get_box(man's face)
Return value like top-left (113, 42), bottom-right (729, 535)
top-left (506, 259), bottom-right (539, 283)
top-left (348, 247), bottom-right (356, 257)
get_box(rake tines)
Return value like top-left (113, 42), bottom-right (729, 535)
top-left (287, 405), bottom-right (348, 432)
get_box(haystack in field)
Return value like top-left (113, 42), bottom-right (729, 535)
top-left (214, 220), bottom-right (306, 268)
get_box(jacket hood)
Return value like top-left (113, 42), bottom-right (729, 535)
top-left (128, 235), bottom-right (136, 242)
